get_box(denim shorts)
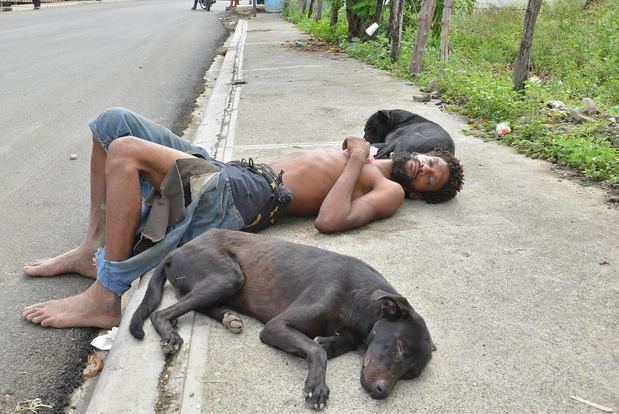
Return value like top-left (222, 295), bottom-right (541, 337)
top-left (89, 107), bottom-right (245, 295)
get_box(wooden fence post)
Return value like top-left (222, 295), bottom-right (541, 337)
top-left (388, 0), bottom-right (405, 62)
top-left (315, 0), bottom-right (323, 20)
top-left (374, 0), bottom-right (384, 27)
top-left (330, 0), bottom-right (340, 26)
top-left (513, 0), bottom-right (542, 91)
top-left (409, 0), bottom-right (438, 77)
top-left (439, 0), bottom-right (453, 77)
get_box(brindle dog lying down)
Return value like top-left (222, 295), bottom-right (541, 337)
top-left (364, 109), bottom-right (455, 158)
top-left (130, 229), bottom-right (434, 410)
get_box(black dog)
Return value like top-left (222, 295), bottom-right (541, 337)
top-left (364, 109), bottom-right (455, 159)
top-left (130, 229), bottom-right (434, 410)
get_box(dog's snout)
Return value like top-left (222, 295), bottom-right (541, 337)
top-left (370, 379), bottom-right (389, 400)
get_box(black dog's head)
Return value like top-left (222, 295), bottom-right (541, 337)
top-left (363, 110), bottom-right (416, 144)
top-left (360, 290), bottom-right (434, 399)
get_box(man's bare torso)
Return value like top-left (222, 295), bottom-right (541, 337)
top-left (268, 149), bottom-right (389, 216)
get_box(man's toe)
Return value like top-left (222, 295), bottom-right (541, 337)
top-left (30, 313), bottom-right (48, 324)
top-left (40, 317), bottom-right (54, 327)
top-left (24, 302), bottom-right (45, 312)
top-left (25, 307), bottom-right (48, 321)
top-left (23, 307), bottom-right (38, 318)
top-left (25, 258), bottom-right (49, 267)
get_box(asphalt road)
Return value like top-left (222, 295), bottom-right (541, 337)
top-left (0, 1), bottom-right (227, 412)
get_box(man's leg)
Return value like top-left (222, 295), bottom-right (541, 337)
top-left (24, 107), bottom-right (205, 278)
top-left (23, 137), bottom-right (196, 328)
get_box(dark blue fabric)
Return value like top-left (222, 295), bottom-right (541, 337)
top-left (224, 163), bottom-right (273, 223)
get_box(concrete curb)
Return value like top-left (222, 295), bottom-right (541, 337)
top-left (193, 19), bottom-right (247, 161)
top-left (177, 20), bottom-right (248, 413)
top-left (85, 20), bottom-right (248, 414)
top-left (86, 274), bottom-right (162, 414)
top-left (178, 313), bottom-right (211, 414)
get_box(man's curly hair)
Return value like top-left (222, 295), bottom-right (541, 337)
top-left (419, 149), bottom-right (464, 204)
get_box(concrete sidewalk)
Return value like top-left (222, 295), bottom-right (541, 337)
top-left (86, 12), bottom-right (617, 414)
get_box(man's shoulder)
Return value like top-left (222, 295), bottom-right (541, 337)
top-left (360, 165), bottom-right (404, 199)
top-left (361, 163), bottom-right (393, 183)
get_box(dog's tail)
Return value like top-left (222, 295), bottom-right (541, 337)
top-left (129, 260), bottom-right (169, 340)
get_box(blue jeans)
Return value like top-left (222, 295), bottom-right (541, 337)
top-left (88, 107), bottom-right (244, 295)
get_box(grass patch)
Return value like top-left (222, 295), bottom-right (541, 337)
top-left (284, 0), bottom-right (619, 185)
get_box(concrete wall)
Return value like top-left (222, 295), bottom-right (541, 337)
top-left (475, 0), bottom-right (582, 9)
top-left (476, 0), bottom-right (531, 8)
top-left (265, 0), bottom-right (283, 12)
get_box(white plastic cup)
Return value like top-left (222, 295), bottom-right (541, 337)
top-left (365, 22), bottom-right (379, 36)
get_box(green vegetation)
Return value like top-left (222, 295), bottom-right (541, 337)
top-left (284, 0), bottom-right (619, 184)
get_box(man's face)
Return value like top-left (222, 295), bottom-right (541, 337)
top-left (392, 153), bottom-right (450, 195)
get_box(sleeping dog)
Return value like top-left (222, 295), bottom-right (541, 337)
top-left (364, 109), bottom-right (455, 159)
top-left (130, 229), bottom-right (434, 410)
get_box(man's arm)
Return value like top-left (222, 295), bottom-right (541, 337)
top-left (314, 138), bottom-right (404, 234)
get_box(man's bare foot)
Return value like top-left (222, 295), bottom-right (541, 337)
top-left (23, 247), bottom-right (97, 279)
top-left (23, 281), bottom-right (121, 329)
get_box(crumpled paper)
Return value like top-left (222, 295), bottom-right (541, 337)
top-left (496, 122), bottom-right (511, 136)
top-left (90, 327), bottom-right (118, 351)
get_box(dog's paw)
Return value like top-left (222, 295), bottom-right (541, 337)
top-left (313, 336), bottom-right (332, 353)
top-left (222, 312), bottom-right (243, 334)
top-left (303, 381), bottom-right (330, 410)
top-left (314, 336), bottom-right (331, 346)
top-left (160, 332), bottom-right (184, 354)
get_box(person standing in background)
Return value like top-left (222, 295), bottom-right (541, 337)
top-left (32, 0), bottom-right (40, 9)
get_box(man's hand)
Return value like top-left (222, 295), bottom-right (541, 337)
top-left (314, 136), bottom-right (402, 233)
top-left (342, 137), bottom-right (370, 160)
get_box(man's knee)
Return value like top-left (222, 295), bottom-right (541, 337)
top-left (90, 107), bottom-right (137, 151)
top-left (106, 136), bottom-right (143, 172)
top-left (96, 107), bottom-right (134, 135)
top-left (99, 106), bottom-right (131, 122)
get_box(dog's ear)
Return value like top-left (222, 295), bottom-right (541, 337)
top-left (371, 289), bottom-right (412, 320)
top-left (377, 110), bottom-right (391, 123)
top-left (388, 109), bottom-right (414, 126)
